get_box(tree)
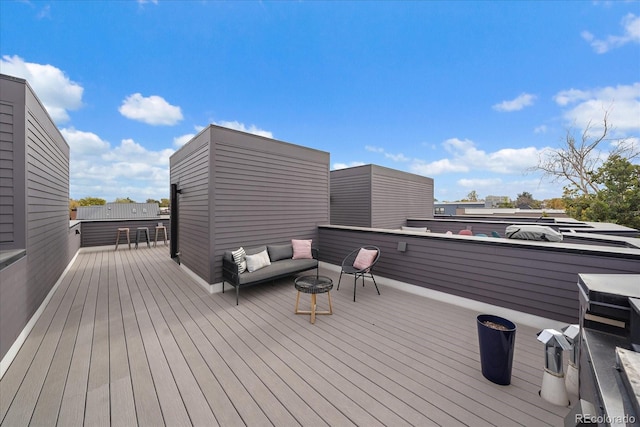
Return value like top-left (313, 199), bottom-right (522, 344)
top-left (543, 198), bottom-right (565, 210)
top-left (146, 198), bottom-right (160, 204)
top-left (533, 111), bottom-right (638, 197)
top-left (114, 197), bottom-right (135, 203)
top-left (160, 198), bottom-right (170, 207)
top-left (77, 197), bottom-right (106, 206)
top-left (462, 190), bottom-right (479, 202)
top-left (564, 155), bottom-right (640, 229)
top-left (514, 192), bottom-right (542, 209)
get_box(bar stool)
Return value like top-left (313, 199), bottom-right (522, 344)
top-left (135, 227), bottom-right (150, 249)
top-left (115, 228), bottom-right (131, 250)
top-left (154, 223), bottom-right (167, 247)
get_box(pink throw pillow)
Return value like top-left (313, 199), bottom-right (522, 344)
top-left (292, 239), bottom-right (313, 259)
top-left (353, 248), bottom-right (377, 270)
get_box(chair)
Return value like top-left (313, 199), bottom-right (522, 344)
top-left (458, 229), bottom-right (473, 236)
top-left (491, 231), bottom-right (501, 238)
top-left (337, 246), bottom-right (381, 302)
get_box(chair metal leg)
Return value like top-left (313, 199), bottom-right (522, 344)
top-left (236, 286), bottom-right (239, 305)
top-left (353, 275), bottom-right (357, 302)
top-left (337, 271), bottom-right (343, 290)
top-left (371, 273), bottom-right (380, 295)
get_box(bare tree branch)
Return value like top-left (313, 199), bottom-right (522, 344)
top-left (530, 109), bottom-right (638, 196)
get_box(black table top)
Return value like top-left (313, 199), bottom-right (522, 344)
top-left (295, 275), bottom-right (333, 294)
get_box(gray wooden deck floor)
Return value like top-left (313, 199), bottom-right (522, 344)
top-left (1, 246), bottom-right (571, 426)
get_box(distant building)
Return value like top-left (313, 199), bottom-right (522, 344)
top-left (485, 195), bottom-right (510, 208)
top-left (76, 203), bottom-right (160, 220)
top-left (434, 201), bottom-right (484, 216)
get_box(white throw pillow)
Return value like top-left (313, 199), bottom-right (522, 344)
top-left (231, 247), bottom-right (247, 273)
top-left (245, 249), bottom-right (272, 272)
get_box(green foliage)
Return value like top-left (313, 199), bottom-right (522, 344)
top-left (160, 198), bottom-right (170, 207)
top-left (465, 190), bottom-right (478, 202)
top-left (564, 155), bottom-right (640, 229)
top-left (146, 198), bottom-right (160, 204)
top-left (77, 197), bottom-right (106, 206)
top-left (114, 197), bottom-right (135, 203)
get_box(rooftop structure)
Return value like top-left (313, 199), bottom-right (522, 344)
top-left (75, 203), bottom-right (160, 220)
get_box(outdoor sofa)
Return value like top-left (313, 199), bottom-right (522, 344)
top-left (222, 240), bottom-right (319, 304)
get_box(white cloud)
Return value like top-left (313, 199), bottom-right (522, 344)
top-left (0, 55), bottom-right (83, 123)
top-left (61, 128), bottom-right (110, 155)
top-left (214, 120), bottom-right (273, 138)
top-left (365, 145), bottom-right (385, 153)
top-left (554, 83), bottom-right (640, 133)
top-left (582, 13), bottom-right (640, 53)
top-left (534, 125), bottom-right (548, 134)
top-left (332, 161), bottom-right (365, 170)
top-left (411, 158), bottom-right (469, 175)
top-left (64, 128), bottom-right (175, 201)
top-left (457, 178), bottom-right (503, 188)
top-left (173, 125), bottom-right (206, 148)
top-left (119, 93), bottom-right (183, 125)
top-left (492, 93), bottom-right (537, 112)
top-left (374, 137), bottom-right (544, 177)
top-left (173, 133), bottom-right (195, 148)
top-left (365, 145), bottom-right (410, 163)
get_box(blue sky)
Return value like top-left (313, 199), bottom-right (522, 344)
top-left (2, 0), bottom-right (639, 203)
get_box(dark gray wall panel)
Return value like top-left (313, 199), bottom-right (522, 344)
top-left (330, 166), bottom-right (371, 227)
top-left (318, 225), bottom-right (640, 323)
top-left (210, 126), bottom-right (329, 284)
top-left (370, 165), bottom-right (433, 229)
top-left (24, 87), bottom-right (70, 339)
top-left (0, 102), bottom-right (15, 244)
top-left (0, 75), bottom-right (71, 361)
top-left (0, 256), bottom-right (28, 358)
top-left (0, 76), bottom-right (26, 250)
top-left (330, 164), bottom-right (434, 230)
top-left (170, 133), bottom-right (211, 282)
top-left (80, 219), bottom-right (171, 248)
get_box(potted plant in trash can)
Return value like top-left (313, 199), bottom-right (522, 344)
top-left (477, 314), bottom-right (517, 385)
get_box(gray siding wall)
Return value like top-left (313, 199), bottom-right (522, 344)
top-left (330, 164), bottom-right (434, 229)
top-left (330, 166), bottom-right (372, 227)
top-left (0, 76), bottom-right (26, 249)
top-left (210, 126), bottom-right (329, 284)
top-left (0, 255), bottom-right (28, 359)
top-left (318, 225), bottom-right (640, 323)
top-left (370, 165), bottom-right (433, 229)
top-left (0, 75), bottom-right (71, 361)
top-left (170, 132), bottom-right (211, 282)
top-left (79, 219), bottom-right (171, 248)
top-left (170, 125), bottom-right (330, 284)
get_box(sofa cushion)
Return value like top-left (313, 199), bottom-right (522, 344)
top-left (268, 244), bottom-right (293, 262)
top-left (237, 258), bottom-right (318, 285)
top-left (292, 239), bottom-right (313, 259)
top-left (245, 249), bottom-right (271, 273)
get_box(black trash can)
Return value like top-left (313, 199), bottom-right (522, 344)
top-left (477, 314), bottom-right (517, 385)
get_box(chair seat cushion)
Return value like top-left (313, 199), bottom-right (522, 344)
top-left (238, 258), bottom-right (318, 285)
top-left (353, 248), bottom-right (377, 270)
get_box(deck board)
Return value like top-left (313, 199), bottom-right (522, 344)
top-left (1, 245), bottom-right (572, 426)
